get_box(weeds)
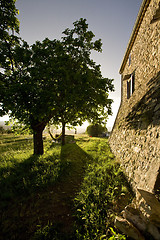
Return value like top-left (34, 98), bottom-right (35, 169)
top-left (108, 228), bottom-right (126, 240)
top-left (0, 134), bottom-right (133, 239)
top-left (0, 135), bottom-right (62, 204)
top-left (32, 222), bottom-right (75, 240)
top-left (74, 137), bottom-right (133, 239)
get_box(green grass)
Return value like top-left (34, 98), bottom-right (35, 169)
top-left (0, 134), bottom-right (133, 240)
top-left (74, 137), bottom-right (133, 240)
top-left (0, 134), bottom-right (62, 203)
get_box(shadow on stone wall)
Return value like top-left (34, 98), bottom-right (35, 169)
top-left (126, 71), bottom-right (160, 130)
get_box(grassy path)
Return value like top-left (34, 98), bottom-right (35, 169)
top-left (0, 135), bottom-right (90, 240)
top-left (0, 134), bottom-right (133, 240)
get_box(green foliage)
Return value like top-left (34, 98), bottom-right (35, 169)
top-left (5, 119), bottom-right (32, 135)
top-left (108, 228), bottom-right (126, 240)
top-left (0, 125), bottom-right (13, 134)
top-left (32, 223), bottom-right (64, 240)
top-left (0, 134), bottom-right (63, 203)
top-left (0, 135), bottom-right (133, 239)
top-left (32, 222), bottom-right (74, 240)
top-left (86, 124), bottom-right (107, 137)
top-left (33, 223), bottom-right (56, 240)
top-left (0, 0), bottom-right (19, 35)
top-left (0, 126), bottom-right (5, 134)
top-left (1, 18), bottom-right (114, 154)
top-left (0, 0), bottom-right (19, 111)
top-left (74, 138), bottom-right (133, 239)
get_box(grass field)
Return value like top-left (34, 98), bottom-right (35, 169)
top-left (0, 134), bottom-right (133, 240)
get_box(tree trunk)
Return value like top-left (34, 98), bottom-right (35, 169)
top-left (62, 122), bottom-right (65, 146)
top-left (33, 123), bottom-right (46, 155)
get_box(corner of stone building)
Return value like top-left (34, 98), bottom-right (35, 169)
top-left (108, 82), bottom-right (160, 239)
top-left (108, 1), bottom-right (160, 238)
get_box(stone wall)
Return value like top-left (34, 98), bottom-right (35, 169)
top-left (109, 0), bottom-right (160, 194)
top-left (109, 1), bottom-right (160, 238)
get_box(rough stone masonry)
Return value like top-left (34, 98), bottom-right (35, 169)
top-left (109, 0), bottom-right (160, 239)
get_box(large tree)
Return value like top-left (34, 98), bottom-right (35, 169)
top-left (1, 38), bottom-right (66, 154)
top-left (50, 19), bottom-right (114, 144)
top-left (0, 0), bottom-right (19, 66)
top-left (0, 0), bottom-right (19, 115)
top-left (0, 0), bottom-right (19, 35)
top-left (0, 19), bottom-right (114, 154)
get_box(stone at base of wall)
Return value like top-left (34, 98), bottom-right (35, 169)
top-left (115, 189), bottom-right (160, 240)
top-left (138, 189), bottom-right (160, 228)
top-left (115, 216), bottom-right (145, 240)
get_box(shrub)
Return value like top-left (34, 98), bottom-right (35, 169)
top-left (0, 126), bottom-right (5, 134)
top-left (86, 124), bottom-right (107, 137)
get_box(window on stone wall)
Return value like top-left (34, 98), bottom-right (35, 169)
top-left (131, 72), bottom-right (135, 94)
top-left (127, 72), bottom-right (135, 99)
top-left (127, 80), bottom-right (131, 99)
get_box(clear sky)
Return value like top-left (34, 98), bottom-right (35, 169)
top-left (1, 0), bottom-right (143, 130)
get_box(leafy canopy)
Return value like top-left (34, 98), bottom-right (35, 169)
top-left (50, 18), bottom-right (114, 127)
top-left (0, 0), bottom-right (19, 35)
top-left (1, 38), bottom-right (65, 127)
top-left (0, 0), bottom-right (20, 116)
top-left (1, 18), bottom-right (114, 130)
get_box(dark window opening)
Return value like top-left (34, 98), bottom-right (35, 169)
top-left (127, 72), bottom-right (135, 99)
top-left (131, 72), bottom-right (135, 94)
top-left (127, 80), bottom-right (131, 99)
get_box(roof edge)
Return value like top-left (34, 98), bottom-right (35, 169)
top-left (119, 0), bottom-right (151, 74)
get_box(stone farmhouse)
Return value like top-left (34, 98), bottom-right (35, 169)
top-left (109, 0), bottom-right (160, 238)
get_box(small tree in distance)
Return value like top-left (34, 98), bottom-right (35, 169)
top-left (86, 124), bottom-right (107, 137)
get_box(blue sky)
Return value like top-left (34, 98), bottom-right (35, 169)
top-left (1, 0), bottom-right (143, 130)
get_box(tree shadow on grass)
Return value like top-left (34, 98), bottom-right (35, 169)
top-left (126, 71), bottom-right (160, 130)
top-left (0, 142), bottom-right (92, 240)
top-left (75, 137), bottom-right (90, 143)
top-left (0, 155), bottom-right (39, 202)
top-left (59, 142), bottom-right (93, 190)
